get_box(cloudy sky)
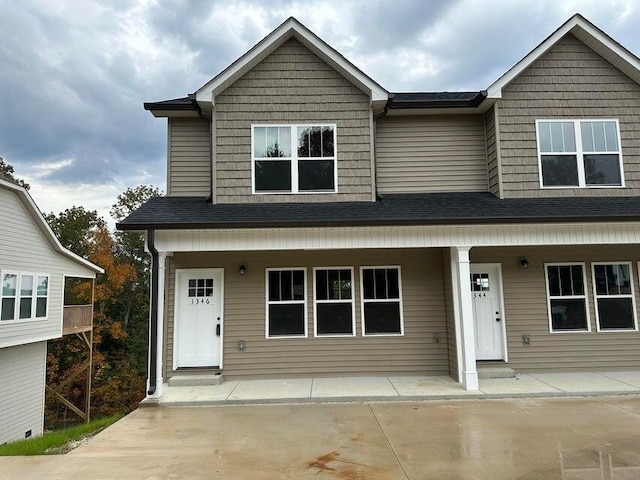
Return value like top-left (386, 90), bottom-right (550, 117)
top-left (1, 0), bottom-right (639, 225)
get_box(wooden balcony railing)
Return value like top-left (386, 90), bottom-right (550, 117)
top-left (63, 305), bottom-right (93, 335)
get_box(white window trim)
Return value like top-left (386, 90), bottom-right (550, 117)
top-left (251, 124), bottom-right (338, 195)
top-left (544, 263), bottom-right (591, 333)
top-left (359, 265), bottom-right (405, 337)
top-left (265, 267), bottom-right (308, 339)
top-left (0, 271), bottom-right (50, 324)
top-left (536, 119), bottom-right (625, 189)
top-left (313, 266), bottom-right (356, 338)
top-left (592, 261), bottom-right (638, 332)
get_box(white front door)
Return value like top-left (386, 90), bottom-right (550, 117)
top-left (470, 264), bottom-right (505, 361)
top-left (175, 269), bottom-right (223, 368)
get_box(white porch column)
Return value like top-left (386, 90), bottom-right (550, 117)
top-left (147, 252), bottom-right (167, 399)
top-left (450, 246), bottom-right (478, 391)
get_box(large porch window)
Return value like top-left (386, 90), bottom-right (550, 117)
top-left (545, 264), bottom-right (590, 332)
top-left (266, 268), bottom-right (307, 338)
top-left (360, 266), bottom-right (404, 336)
top-left (592, 263), bottom-right (637, 331)
top-left (314, 267), bottom-right (355, 337)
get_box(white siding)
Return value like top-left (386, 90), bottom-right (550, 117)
top-left (0, 187), bottom-right (92, 348)
top-left (0, 342), bottom-right (46, 444)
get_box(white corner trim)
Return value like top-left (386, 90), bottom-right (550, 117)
top-left (487, 14), bottom-right (640, 98)
top-left (195, 17), bottom-right (388, 103)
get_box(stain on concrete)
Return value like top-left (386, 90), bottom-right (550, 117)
top-left (306, 451), bottom-right (373, 479)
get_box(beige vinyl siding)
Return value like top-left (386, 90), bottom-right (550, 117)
top-left (375, 115), bottom-right (488, 194)
top-left (0, 188), bottom-right (93, 348)
top-left (471, 245), bottom-right (640, 372)
top-left (168, 118), bottom-right (211, 197)
top-left (441, 249), bottom-right (458, 381)
top-left (484, 105), bottom-right (500, 196)
top-left (164, 248), bottom-right (449, 379)
top-left (214, 38), bottom-right (372, 203)
top-left (498, 33), bottom-right (640, 197)
top-left (0, 341), bottom-right (46, 444)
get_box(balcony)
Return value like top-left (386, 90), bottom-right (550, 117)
top-left (62, 305), bottom-right (93, 335)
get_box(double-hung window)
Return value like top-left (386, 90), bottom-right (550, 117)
top-left (266, 268), bottom-right (307, 338)
top-left (314, 268), bottom-right (355, 337)
top-left (252, 125), bottom-right (337, 193)
top-left (545, 264), bottom-right (589, 332)
top-left (1, 272), bottom-right (49, 321)
top-left (360, 267), bottom-right (404, 336)
top-left (592, 263), bottom-right (637, 331)
top-left (536, 119), bottom-right (623, 188)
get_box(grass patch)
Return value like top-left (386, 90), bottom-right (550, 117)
top-left (0, 414), bottom-right (123, 456)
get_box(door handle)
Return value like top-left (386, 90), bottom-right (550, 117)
top-left (216, 324), bottom-right (221, 336)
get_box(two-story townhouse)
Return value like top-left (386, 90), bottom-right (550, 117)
top-left (0, 179), bottom-right (102, 444)
top-left (118, 14), bottom-right (640, 399)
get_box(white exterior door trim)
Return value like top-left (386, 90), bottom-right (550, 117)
top-left (173, 268), bottom-right (224, 370)
top-left (470, 263), bottom-right (508, 362)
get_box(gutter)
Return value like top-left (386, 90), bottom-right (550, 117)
top-left (147, 229), bottom-right (159, 396)
top-left (189, 94), bottom-right (214, 203)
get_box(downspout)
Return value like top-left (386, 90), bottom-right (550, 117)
top-left (147, 228), bottom-right (159, 396)
top-left (372, 98), bottom-right (392, 200)
top-left (190, 94), bottom-right (214, 203)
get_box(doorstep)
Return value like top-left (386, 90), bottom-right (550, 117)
top-left (139, 371), bottom-right (640, 407)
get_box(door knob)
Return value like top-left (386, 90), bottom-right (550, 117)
top-left (496, 317), bottom-right (501, 322)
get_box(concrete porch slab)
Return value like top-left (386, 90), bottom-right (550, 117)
top-left (151, 381), bottom-right (239, 406)
top-left (599, 371), bottom-right (640, 388)
top-left (530, 372), bottom-right (640, 393)
top-left (388, 375), bottom-right (477, 396)
top-left (311, 376), bottom-right (397, 398)
top-left (227, 378), bottom-right (312, 401)
top-left (479, 374), bottom-right (561, 395)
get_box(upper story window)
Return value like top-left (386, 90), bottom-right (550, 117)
top-left (1, 272), bottom-right (49, 322)
top-left (536, 120), bottom-right (624, 188)
top-left (252, 125), bottom-right (337, 194)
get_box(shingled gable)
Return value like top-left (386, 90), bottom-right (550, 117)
top-left (193, 17), bottom-right (389, 111)
top-left (487, 13), bottom-right (640, 98)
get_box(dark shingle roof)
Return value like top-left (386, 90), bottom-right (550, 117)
top-left (389, 92), bottom-right (486, 108)
top-left (143, 97), bottom-right (195, 111)
top-left (117, 193), bottom-right (640, 230)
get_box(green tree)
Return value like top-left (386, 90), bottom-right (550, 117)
top-left (0, 157), bottom-right (30, 189)
top-left (45, 207), bottom-right (105, 259)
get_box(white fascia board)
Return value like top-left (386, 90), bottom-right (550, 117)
top-left (154, 222), bottom-right (640, 253)
top-left (0, 179), bottom-right (103, 275)
top-left (487, 14), bottom-right (640, 98)
top-left (195, 17), bottom-right (388, 104)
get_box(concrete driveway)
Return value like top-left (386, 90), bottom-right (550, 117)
top-left (1, 396), bottom-right (640, 479)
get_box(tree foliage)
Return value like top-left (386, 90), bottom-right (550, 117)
top-left (0, 157), bottom-right (30, 189)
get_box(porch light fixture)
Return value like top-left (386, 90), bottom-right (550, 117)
top-left (518, 257), bottom-right (529, 269)
top-left (239, 265), bottom-right (247, 276)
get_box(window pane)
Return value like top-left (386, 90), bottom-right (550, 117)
top-left (292, 270), bottom-right (305, 301)
top-left (598, 298), bottom-right (635, 330)
top-left (340, 270), bottom-right (352, 300)
top-left (592, 122), bottom-right (606, 151)
top-left (571, 265), bottom-right (584, 296)
top-left (19, 298), bottom-right (32, 319)
top-left (255, 160), bottom-right (291, 191)
top-left (541, 155), bottom-right (579, 186)
top-left (539, 122), bottom-right (552, 153)
top-left (298, 160), bottom-right (335, 191)
top-left (297, 127), bottom-right (310, 157)
top-left (584, 154), bottom-right (621, 186)
top-left (268, 271), bottom-right (280, 302)
top-left (550, 299), bottom-right (588, 330)
top-left (550, 122), bottom-right (564, 152)
top-left (20, 275), bottom-right (33, 296)
top-left (581, 121), bottom-right (595, 152)
top-left (280, 270), bottom-right (293, 301)
top-left (327, 269), bottom-right (340, 300)
top-left (309, 126), bottom-right (321, 157)
top-left (604, 121), bottom-right (618, 151)
top-left (386, 269), bottom-right (399, 299)
top-left (317, 303), bottom-right (353, 335)
top-left (375, 269), bottom-right (387, 299)
top-left (2, 274), bottom-right (17, 296)
top-left (364, 302), bottom-right (401, 334)
top-left (265, 127), bottom-right (284, 157)
top-left (269, 304), bottom-right (305, 336)
top-left (613, 264), bottom-right (631, 295)
top-left (254, 127), bottom-right (266, 157)
top-left (316, 270), bottom-right (328, 301)
top-left (1, 298), bottom-right (15, 320)
top-left (322, 127), bottom-right (334, 157)
top-left (559, 266), bottom-right (572, 296)
top-left (594, 265), bottom-right (607, 295)
top-left (36, 298), bottom-right (47, 318)
top-left (278, 127), bottom-right (291, 157)
top-left (363, 269), bottom-right (375, 299)
top-left (547, 266), bottom-right (561, 297)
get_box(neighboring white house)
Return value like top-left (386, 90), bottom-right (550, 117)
top-left (0, 178), bottom-right (102, 444)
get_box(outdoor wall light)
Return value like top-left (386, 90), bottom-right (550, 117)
top-left (518, 257), bottom-right (529, 269)
top-left (239, 265), bottom-right (247, 276)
